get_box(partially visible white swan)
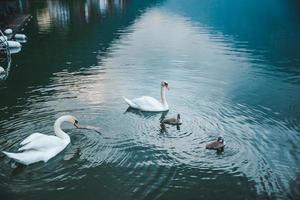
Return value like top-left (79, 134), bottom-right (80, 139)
top-left (2, 115), bottom-right (80, 165)
top-left (123, 81), bottom-right (170, 112)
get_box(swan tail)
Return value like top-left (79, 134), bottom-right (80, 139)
top-left (123, 97), bottom-right (137, 108)
top-left (2, 151), bottom-right (28, 165)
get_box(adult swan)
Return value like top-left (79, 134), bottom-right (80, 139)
top-left (123, 81), bottom-right (170, 112)
top-left (2, 115), bottom-right (80, 165)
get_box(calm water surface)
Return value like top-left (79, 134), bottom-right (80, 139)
top-left (0, 0), bottom-right (300, 199)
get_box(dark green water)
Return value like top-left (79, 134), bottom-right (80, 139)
top-left (0, 0), bottom-right (300, 199)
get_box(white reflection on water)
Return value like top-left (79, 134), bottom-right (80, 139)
top-left (36, 0), bottom-right (128, 32)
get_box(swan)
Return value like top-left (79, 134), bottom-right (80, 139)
top-left (2, 115), bottom-right (80, 165)
top-left (123, 81), bottom-right (170, 112)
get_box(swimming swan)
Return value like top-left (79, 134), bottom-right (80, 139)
top-left (123, 81), bottom-right (170, 112)
top-left (2, 115), bottom-right (80, 165)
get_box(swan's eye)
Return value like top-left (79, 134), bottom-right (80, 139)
top-left (74, 120), bottom-right (78, 124)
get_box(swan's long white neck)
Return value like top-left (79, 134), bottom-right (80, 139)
top-left (54, 116), bottom-right (71, 142)
top-left (160, 86), bottom-right (168, 108)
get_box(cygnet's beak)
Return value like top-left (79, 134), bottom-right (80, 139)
top-left (74, 120), bottom-right (80, 128)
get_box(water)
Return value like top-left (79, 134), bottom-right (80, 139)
top-left (0, 0), bottom-right (300, 199)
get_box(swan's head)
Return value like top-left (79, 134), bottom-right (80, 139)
top-left (70, 116), bottom-right (80, 128)
top-left (59, 115), bottom-right (80, 128)
top-left (161, 80), bottom-right (169, 90)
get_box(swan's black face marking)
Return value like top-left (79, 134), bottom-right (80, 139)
top-left (162, 81), bottom-right (169, 90)
top-left (161, 81), bottom-right (168, 86)
top-left (74, 120), bottom-right (79, 128)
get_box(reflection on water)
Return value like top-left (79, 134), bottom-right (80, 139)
top-left (36, 0), bottom-right (129, 32)
top-left (0, 0), bottom-right (300, 200)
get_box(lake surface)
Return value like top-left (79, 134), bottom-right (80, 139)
top-left (0, 0), bottom-right (300, 199)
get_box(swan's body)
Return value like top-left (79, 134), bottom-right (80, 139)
top-left (2, 115), bottom-right (79, 165)
top-left (123, 81), bottom-right (169, 112)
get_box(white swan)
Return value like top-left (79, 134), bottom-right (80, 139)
top-left (2, 115), bottom-right (80, 165)
top-left (123, 81), bottom-right (170, 112)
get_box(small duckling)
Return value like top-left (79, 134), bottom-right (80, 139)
top-left (163, 114), bottom-right (182, 125)
top-left (206, 136), bottom-right (225, 151)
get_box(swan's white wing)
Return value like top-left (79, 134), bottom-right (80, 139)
top-left (20, 133), bottom-right (45, 145)
top-left (3, 150), bottom-right (49, 165)
top-left (18, 134), bottom-right (65, 151)
top-left (3, 147), bottom-right (63, 165)
top-left (123, 97), bottom-right (138, 108)
top-left (132, 96), bottom-right (163, 111)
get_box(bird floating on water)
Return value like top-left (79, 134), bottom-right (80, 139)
top-left (123, 81), bottom-right (170, 112)
top-left (163, 114), bottom-right (182, 125)
top-left (206, 136), bottom-right (225, 151)
top-left (2, 115), bottom-right (80, 165)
